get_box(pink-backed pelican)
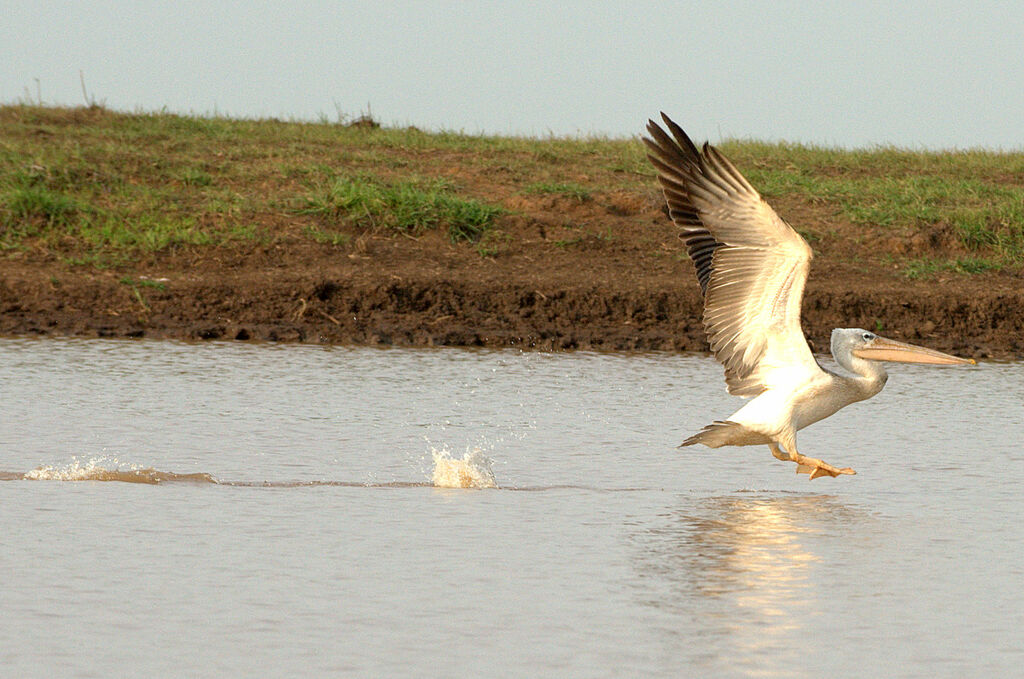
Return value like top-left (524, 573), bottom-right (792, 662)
top-left (644, 113), bottom-right (974, 479)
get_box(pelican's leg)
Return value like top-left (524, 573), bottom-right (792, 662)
top-left (777, 436), bottom-right (855, 479)
top-left (768, 442), bottom-right (789, 461)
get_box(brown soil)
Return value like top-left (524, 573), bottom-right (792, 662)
top-left (4, 188), bottom-right (1024, 360)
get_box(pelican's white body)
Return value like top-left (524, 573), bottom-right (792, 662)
top-left (723, 351), bottom-right (887, 446)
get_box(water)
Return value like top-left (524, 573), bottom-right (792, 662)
top-left (1, 337), bottom-right (1021, 678)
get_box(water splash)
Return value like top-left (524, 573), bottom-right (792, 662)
top-left (430, 447), bottom-right (497, 489)
top-left (23, 456), bottom-right (215, 484)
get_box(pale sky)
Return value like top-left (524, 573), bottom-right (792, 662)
top-left (3, 1), bottom-right (1023, 149)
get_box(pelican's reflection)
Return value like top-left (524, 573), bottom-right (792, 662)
top-left (634, 493), bottom-right (859, 676)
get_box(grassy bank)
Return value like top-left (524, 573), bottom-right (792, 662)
top-left (721, 139), bottom-right (1024, 274)
top-left (1, 104), bottom-right (1023, 275)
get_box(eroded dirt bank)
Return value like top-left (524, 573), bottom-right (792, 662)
top-left (3, 253), bottom-right (1022, 359)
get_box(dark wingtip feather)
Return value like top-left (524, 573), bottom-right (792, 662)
top-left (644, 113), bottom-right (724, 299)
top-left (660, 113), bottom-right (701, 159)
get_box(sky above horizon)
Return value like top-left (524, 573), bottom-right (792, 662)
top-left (3, 1), bottom-right (1023, 149)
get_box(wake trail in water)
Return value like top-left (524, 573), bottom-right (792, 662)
top-left (0, 455), bottom-right (653, 492)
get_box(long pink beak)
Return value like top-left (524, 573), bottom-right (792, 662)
top-left (852, 336), bottom-right (975, 365)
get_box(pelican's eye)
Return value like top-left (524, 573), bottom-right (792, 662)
top-left (862, 332), bottom-right (875, 341)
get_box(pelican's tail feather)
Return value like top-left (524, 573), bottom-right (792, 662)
top-left (679, 420), bottom-right (766, 448)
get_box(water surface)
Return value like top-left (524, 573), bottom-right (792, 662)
top-left (1, 338), bottom-right (1021, 677)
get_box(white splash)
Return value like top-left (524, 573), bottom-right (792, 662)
top-left (22, 456), bottom-right (215, 484)
top-left (24, 456), bottom-right (140, 481)
top-left (430, 447), bottom-right (497, 489)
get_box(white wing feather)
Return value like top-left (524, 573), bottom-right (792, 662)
top-left (646, 116), bottom-right (821, 396)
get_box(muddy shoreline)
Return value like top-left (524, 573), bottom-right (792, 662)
top-left (3, 259), bottom-right (1022, 359)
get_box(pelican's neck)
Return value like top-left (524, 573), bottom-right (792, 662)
top-left (831, 350), bottom-right (888, 399)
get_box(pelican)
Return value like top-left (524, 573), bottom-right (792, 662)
top-left (644, 114), bottom-right (974, 479)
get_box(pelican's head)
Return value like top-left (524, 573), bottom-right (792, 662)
top-left (831, 328), bottom-right (975, 365)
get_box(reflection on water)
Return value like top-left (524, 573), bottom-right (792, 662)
top-left (636, 494), bottom-right (864, 677)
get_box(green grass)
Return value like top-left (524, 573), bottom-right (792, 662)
top-left (81, 214), bottom-right (213, 251)
top-left (298, 175), bottom-right (504, 242)
top-left (474, 229), bottom-right (512, 257)
top-left (119, 276), bottom-right (167, 290)
top-left (181, 168), bottom-right (213, 186)
top-left (902, 256), bottom-right (1000, 279)
top-left (0, 178), bottom-right (85, 250)
top-left (1, 104), bottom-right (1023, 272)
top-left (1, 184), bottom-right (80, 235)
top-left (303, 225), bottom-right (351, 246)
top-left (724, 140), bottom-right (1024, 262)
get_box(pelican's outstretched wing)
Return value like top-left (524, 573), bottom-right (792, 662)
top-left (643, 116), bottom-right (721, 296)
top-left (644, 113), bottom-right (819, 396)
